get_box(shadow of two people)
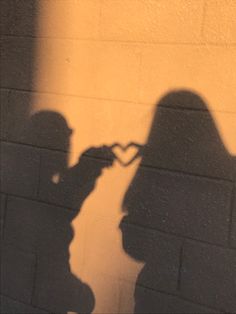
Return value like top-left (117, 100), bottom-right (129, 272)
top-left (25, 89), bottom-right (235, 313)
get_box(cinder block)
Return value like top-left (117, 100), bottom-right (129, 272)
top-left (181, 241), bottom-right (236, 312)
top-left (140, 45), bottom-right (236, 113)
top-left (1, 37), bottom-right (35, 90)
top-left (0, 193), bottom-right (7, 236)
top-left (101, 0), bottom-right (204, 43)
top-left (1, 244), bottom-right (36, 304)
top-left (134, 286), bottom-right (219, 313)
top-left (2, 90), bottom-right (31, 142)
top-left (0, 194), bottom-right (7, 217)
top-left (33, 38), bottom-right (79, 95)
top-left (4, 196), bottom-right (74, 258)
top-left (37, 0), bottom-right (100, 39)
top-left (35, 39), bottom-right (141, 102)
top-left (120, 222), bottom-right (181, 292)
top-left (1, 142), bottom-right (40, 197)
top-left (0, 89), bottom-right (9, 139)
top-left (0, 0), bottom-right (37, 36)
top-left (123, 168), bottom-right (232, 245)
top-left (141, 106), bottom-right (235, 180)
top-left (203, 0), bottom-right (236, 44)
top-left (0, 295), bottom-right (48, 314)
top-left (77, 41), bottom-right (141, 102)
top-left (39, 150), bottom-right (112, 209)
top-left (32, 256), bottom-right (95, 313)
top-left (230, 184), bottom-right (236, 248)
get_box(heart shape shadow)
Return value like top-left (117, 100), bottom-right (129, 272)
top-left (111, 143), bottom-right (143, 167)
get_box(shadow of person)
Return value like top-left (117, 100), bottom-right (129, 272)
top-left (23, 111), bottom-right (115, 314)
top-left (120, 90), bottom-right (236, 313)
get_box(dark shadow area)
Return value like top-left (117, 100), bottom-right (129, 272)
top-left (2, 110), bottom-right (117, 313)
top-left (1, 1), bottom-right (41, 313)
top-left (0, 0), bottom-right (38, 138)
top-left (120, 90), bottom-right (236, 313)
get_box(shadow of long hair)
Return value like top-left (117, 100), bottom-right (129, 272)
top-left (120, 90), bottom-right (235, 313)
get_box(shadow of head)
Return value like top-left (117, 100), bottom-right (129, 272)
top-left (25, 110), bottom-right (73, 151)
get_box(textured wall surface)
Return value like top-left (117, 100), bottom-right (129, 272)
top-left (1, 1), bottom-right (236, 313)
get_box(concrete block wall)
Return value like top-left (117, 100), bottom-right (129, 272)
top-left (1, 1), bottom-right (236, 313)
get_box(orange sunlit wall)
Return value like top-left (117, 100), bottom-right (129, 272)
top-left (31, 1), bottom-right (236, 313)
